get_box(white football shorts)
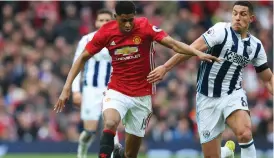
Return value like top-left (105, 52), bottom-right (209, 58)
top-left (102, 89), bottom-right (152, 137)
top-left (196, 89), bottom-right (249, 143)
top-left (81, 86), bottom-right (106, 121)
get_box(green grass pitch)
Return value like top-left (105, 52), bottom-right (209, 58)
top-left (3, 154), bottom-right (146, 158)
top-left (3, 153), bottom-right (245, 158)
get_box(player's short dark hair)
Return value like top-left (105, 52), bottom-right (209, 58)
top-left (115, 1), bottom-right (136, 15)
top-left (97, 8), bottom-right (113, 17)
top-left (233, 1), bottom-right (254, 14)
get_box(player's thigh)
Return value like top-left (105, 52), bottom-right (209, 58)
top-left (224, 90), bottom-right (251, 141)
top-left (124, 133), bottom-right (142, 158)
top-left (102, 89), bottom-right (130, 130)
top-left (196, 93), bottom-right (225, 145)
top-left (201, 134), bottom-right (222, 158)
top-left (123, 95), bottom-right (152, 138)
top-left (83, 120), bottom-right (98, 131)
top-left (226, 110), bottom-right (251, 139)
top-left (81, 86), bottom-right (103, 121)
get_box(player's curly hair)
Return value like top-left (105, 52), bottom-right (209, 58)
top-left (234, 1), bottom-right (254, 14)
top-left (115, 1), bottom-right (136, 15)
top-left (97, 8), bottom-right (113, 17)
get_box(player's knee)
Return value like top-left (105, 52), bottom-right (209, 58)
top-left (236, 127), bottom-right (252, 143)
top-left (104, 120), bottom-right (118, 131)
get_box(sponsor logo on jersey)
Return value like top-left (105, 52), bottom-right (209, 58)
top-left (115, 54), bottom-right (141, 61)
top-left (223, 49), bottom-right (250, 67)
top-left (114, 46), bottom-right (138, 56)
top-left (133, 36), bottom-right (141, 44)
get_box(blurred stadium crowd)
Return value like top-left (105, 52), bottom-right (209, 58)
top-left (0, 1), bottom-right (272, 147)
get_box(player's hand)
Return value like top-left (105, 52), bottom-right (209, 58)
top-left (198, 53), bottom-right (221, 63)
top-left (54, 87), bottom-right (71, 113)
top-left (72, 92), bottom-right (82, 108)
top-left (147, 65), bottom-right (167, 83)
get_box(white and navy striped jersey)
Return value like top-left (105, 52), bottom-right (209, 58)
top-left (197, 22), bottom-right (268, 97)
top-left (72, 31), bottom-right (112, 92)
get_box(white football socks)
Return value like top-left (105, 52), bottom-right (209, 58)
top-left (221, 146), bottom-right (234, 158)
top-left (77, 130), bottom-right (96, 158)
top-left (239, 139), bottom-right (256, 158)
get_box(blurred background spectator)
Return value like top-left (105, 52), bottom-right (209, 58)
top-left (0, 1), bottom-right (272, 147)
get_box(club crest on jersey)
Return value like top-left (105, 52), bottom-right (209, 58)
top-left (152, 26), bottom-right (162, 32)
top-left (114, 46), bottom-right (138, 56)
top-left (105, 98), bottom-right (111, 102)
top-left (133, 36), bottom-right (141, 44)
top-left (207, 28), bottom-right (214, 35)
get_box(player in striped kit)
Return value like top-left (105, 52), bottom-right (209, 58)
top-left (148, 1), bottom-right (273, 158)
top-left (71, 9), bottom-right (119, 158)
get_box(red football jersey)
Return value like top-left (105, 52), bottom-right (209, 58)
top-left (85, 17), bottom-right (168, 96)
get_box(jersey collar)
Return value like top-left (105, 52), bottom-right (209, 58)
top-left (230, 26), bottom-right (251, 43)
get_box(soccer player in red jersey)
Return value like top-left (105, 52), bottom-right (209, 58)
top-left (54, 1), bottom-right (220, 158)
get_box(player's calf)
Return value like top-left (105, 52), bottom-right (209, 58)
top-left (99, 109), bottom-right (121, 158)
top-left (99, 129), bottom-right (116, 158)
top-left (78, 130), bottom-right (96, 158)
top-left (200, 134), bottom-right (223, 158)
top-left (234, 124), bottom-right (255, 157)
top-left (226, 110), bottom-right (256, 158)
top-left (123, 133), bottom-right (142, 158)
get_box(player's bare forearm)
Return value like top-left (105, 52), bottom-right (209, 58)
top-left (163, 54), bottom-right (191, 71)
top-left (159, 36), bottom-right (220, 63)
top-left (265, 75), bottom-right (273, 95)
top-left (162, 36), bottom-right (208, 72)
top-left (64, 50), bottom-right (92, 89)
top-left (258, 68), bottom-right (273, 95)
top-left (159, 36), bottom-right (204, 56)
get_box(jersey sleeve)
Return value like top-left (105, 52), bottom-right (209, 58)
top-left (85, 28), bottom-right (108, 55)
top-left (146, 20), bottom-right (168, 42)
top-left (72, 36), bottom-right (90, 92)
top-left (251, 43), bottom-right (268, 72)
top-left (202, 22), bottom-right (227, 48)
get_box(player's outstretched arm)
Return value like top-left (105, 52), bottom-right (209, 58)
top-left (257, 68), bottom-right (274, 95)
top-left (159, 36), bottom-right (219, 62)
top-left (71, 38), bottom-right (87, 108)
top-left (54, 50), bottom-right (92, 113)
top-left (148, 36), bottom-right (212, 83)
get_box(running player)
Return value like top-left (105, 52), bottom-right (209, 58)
top-left (71, 9), bottom-right (118, 158)
top-left (147, 1), bottom-right (273, 158)
top-left (54, 1), bottom-right (219, 158)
